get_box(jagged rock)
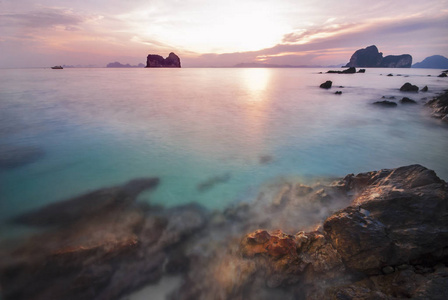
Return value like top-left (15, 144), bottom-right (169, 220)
top-left (400, 82), bottom-right (419, 92)
top-left (422, 85), bottom-right (429, 92)
top-left (320, 81), bottom-right (332, 89)
top-left (438, 72), bottom-right (447, 77)
top-left (13, 178), bottom-right (160, 226)
top-left (146, 52), bottom-right (181, 68)
top-left (0, 145), bottom-right (44, 169)
top-left (425, 90), bottom-right (448, 121)
top-left (400, 97), bottom-right (417, 104)
top-left (345, 45), bottom-right (412, 68)
top-left (373, 100), bottom-right (397, 107)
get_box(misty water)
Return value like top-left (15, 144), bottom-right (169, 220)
top-left (1, 67), bottom-right (448, 237)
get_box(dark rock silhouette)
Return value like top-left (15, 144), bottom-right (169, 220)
top-left (422, 85), bottom-right (429, 92)
top-left (412, 55), bottom-right (448, 69)
top-left (373, 100), bottom-right (397, 107)
top-left (345, 45), bottom-right (412, 68)
top-left (400, 82), bottom-right (419, 92)
top-left (335, 91), bottom-right (342, 95)
top-left (320, 80), bottom-right (332, 89)
top-left (146, 52), bottom-right (181, 68)
top-left (327, 67), bottom-right (356, 74)
top-left (438, 72), bottom-right (447, 77)
top-left (400, 97), bottom-right (417, 104)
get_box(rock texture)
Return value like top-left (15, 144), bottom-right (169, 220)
top-left (1, 165), bottom-right (447, 300)
top-left (146, 52), bottom-right (181, 68)
top-left (345, 45), bottom-right (412, 68)
top-left (400, 82), bottom-right (419, 92)
top-left (425, 90), bottom-right (448, 122)
top-left (320, 80), bottom-right (332, 89)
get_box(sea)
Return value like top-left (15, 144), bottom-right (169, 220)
top-left (1, 67), bottom-right (447, 238)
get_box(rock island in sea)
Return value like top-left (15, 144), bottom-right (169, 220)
top-left (146, 52), bottom-right (181, 68)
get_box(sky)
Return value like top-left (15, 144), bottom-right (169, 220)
top-left (1, 0), bottom-right (448, 68)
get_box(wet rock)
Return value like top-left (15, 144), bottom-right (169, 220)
top-left (421, 85), bottom-right (429, 92)
top-left (387, 73), bottom-right (393, 76)
top-left (0, 145), bottom-right (45, 169)
top-left (197, 173), bottom-right (231, 192)
top-left (438, 72), bottom-right (447, 77)
top-left (358, 69), bottom-right (366, 73)
top-left (400, 97), bottom-right (417, 104)
top-left (319, 81), bottom-right (332, 89)
top-left (400, 82), bottom-right (419, 92)
top-left (13, 178), bottom-right (160, 226)
top-left (425, 90), bottom-right (448, 121)
top-left (324, 164), bottom-right (448, 275)
top-left (373, 100), bottom-right (397, 107)
top-left (334, 91), bottom-right (342, 95)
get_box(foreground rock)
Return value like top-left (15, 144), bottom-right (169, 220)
top-left (170, 165), bottom-right (448, 300)
top-left (425, 90), bottom-right (448, 122)
top-left (146, 52), bottom-right (181, 68)
top-left (2, 165), bottom-right (447, 300)
top-left (345, 45), bottom-right (412, 68)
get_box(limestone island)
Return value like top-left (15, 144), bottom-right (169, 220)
top-left (146, 52), bottom-right (181, 68)
top-left (345, 45), bottom-right (412, 68)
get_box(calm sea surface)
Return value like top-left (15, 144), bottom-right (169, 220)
top-left (1, 67), bottom-right (448, 230)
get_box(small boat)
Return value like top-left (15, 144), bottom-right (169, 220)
top-left (51, 66), bottom-right (63, 69)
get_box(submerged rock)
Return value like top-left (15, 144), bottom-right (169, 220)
top-left (400, 97), bottom-right (417, 104)
top-left (0, 145), bottom-right (44, 169)
top-left (373, 100), bottom-right (397, 107)
top-left (13, 177), bottom-right (160, 226)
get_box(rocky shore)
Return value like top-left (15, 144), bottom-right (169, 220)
top-left (1, 164), bottom-right (447, 300)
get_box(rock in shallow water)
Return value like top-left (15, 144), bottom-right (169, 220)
top-left (0, 145), bottom-right (45, 169)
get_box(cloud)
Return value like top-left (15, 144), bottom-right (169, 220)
top-left (0, 8), bottom-right (86, 29)
top-left (184, 12), bottom-right (448, 67)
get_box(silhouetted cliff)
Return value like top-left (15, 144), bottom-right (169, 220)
top-left (413, 55), bottom-right (448, 69)
top-left (146, 52), bottom-right (181, 68)
top-left (345, 45), bottom-right (412, 68)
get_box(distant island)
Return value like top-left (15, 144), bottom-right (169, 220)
top-left (412, 55), bottom-right (448, 69)
top-left (146, 52), bottom-right (181, 68)
top-left (107, 62), bottom-right (145, 68)
top-left (345, 45), bottom-right (412, 68)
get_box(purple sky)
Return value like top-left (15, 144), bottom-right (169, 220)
top-left (1, 0), bottom-right (447, 67)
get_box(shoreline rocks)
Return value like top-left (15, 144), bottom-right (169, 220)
top-left (425, 90), bottom-right (448, 122)
top-left (1, 165), bottom-right (447, 300)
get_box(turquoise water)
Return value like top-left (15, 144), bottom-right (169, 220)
top-left (1, 67), bottom-right (448, 227)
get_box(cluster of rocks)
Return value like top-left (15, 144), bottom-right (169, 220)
top-left (2, 164), bottom-right (447, 299)
top-left (326, 67), bottom-right (366, 74)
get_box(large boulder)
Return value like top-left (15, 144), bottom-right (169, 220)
top-left (400, 82), bottom-right (419, 92)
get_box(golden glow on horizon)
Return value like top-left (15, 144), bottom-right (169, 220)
top-left (242, 68), bottom-right (271, 99)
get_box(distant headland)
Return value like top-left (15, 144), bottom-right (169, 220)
top-left (146, 52), bottom-right (181, 68)
top-left (345, 45), bottom-right (412, 68)
top-left (107, 62), bottom-right (145, 68)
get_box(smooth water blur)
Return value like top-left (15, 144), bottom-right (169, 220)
top-left (1, 67), bottom-right (448, 227)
